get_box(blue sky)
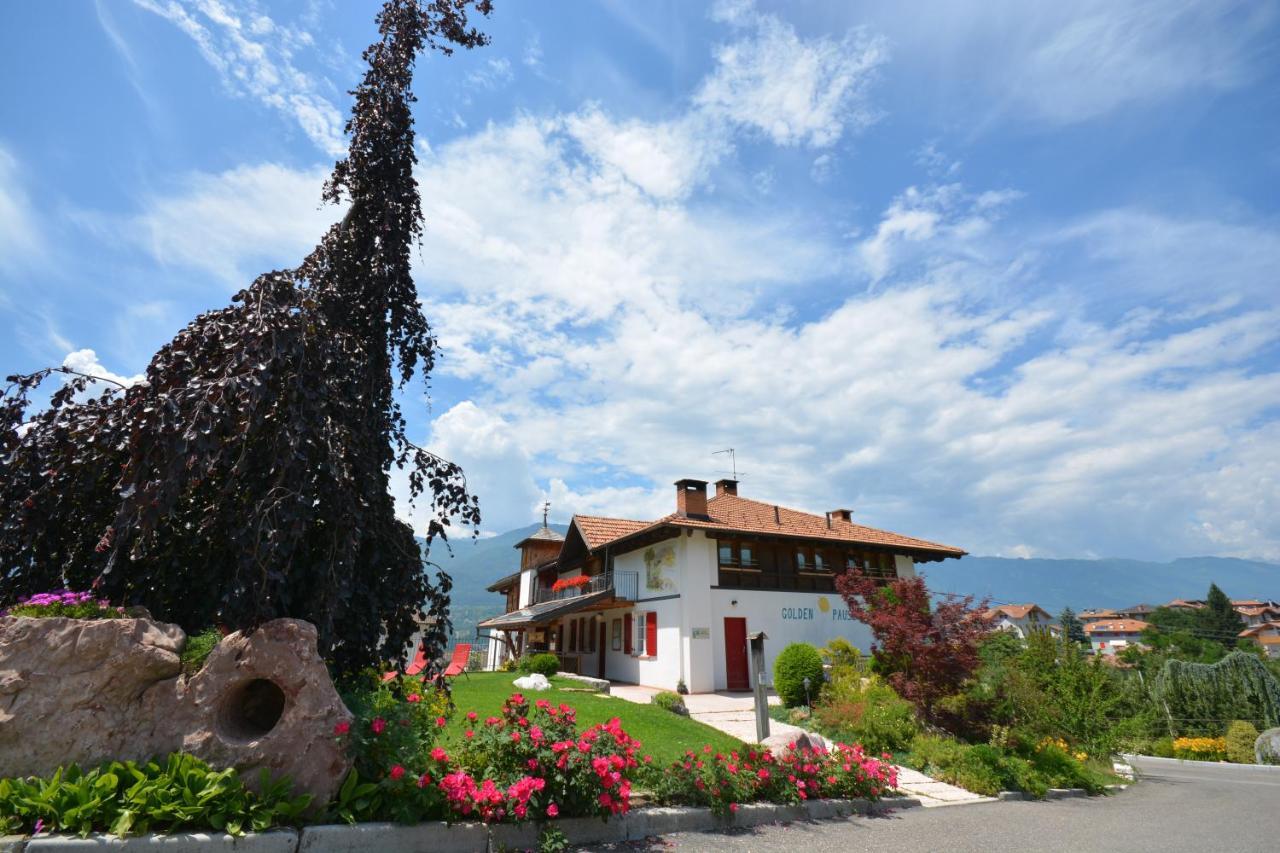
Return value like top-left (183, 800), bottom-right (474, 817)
top-left (2, 0), bottom-right (1279, 561)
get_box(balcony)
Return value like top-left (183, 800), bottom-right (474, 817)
top-left (534, 571), bottom-right (639, 605)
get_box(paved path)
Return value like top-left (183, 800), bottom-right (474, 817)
top-left (595, 756), bottom-right (1280, 852)
top-left (609, 687), bottom-right (984, 807)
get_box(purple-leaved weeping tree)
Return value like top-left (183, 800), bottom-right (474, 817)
top-left (0, 0), bottom-right (494, 674)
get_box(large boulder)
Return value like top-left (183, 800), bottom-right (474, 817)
top-left (0, 616), bottom-right (351, 807)
top-left (1257, 727), bottom-right (1280, 765)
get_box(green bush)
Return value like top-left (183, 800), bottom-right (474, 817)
top-left (1224, 721), bottom-right (1260, 764)
top-left (337, 672), bottom-right (451, 784)
top-left (180, 628), bottom-right (222, 676)
top-left (0, 754), bottom-right (309, 838)
top-left (774, 643), bottom-right (824, 708)
top-left (906, 735), bottom-right (1107, 799)
top-left (812, 679), bottom-right (920, 755)
top-left (1150, 736), bottom-right (1176, 758)
top-left (650, 691), bottom-right (688, 716)
top-left (517, 653), bottom-right (560, 677)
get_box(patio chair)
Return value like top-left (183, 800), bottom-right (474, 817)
top-left (382, 641), bottom-right (429, 682)
top-left (442, 643), bottom-right (472, 679)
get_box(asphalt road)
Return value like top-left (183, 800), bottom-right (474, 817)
top-left (598, 757), bottom-right (1280, 853)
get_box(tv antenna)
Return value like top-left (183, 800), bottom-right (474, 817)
top-left (541, 500), bottom-right (551, 528)
top-left (712, 448), bottom-right (743, 480)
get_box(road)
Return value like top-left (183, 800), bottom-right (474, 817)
top-left (600, 757), bottom-right (1280, 853)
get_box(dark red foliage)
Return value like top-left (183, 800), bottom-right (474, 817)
top-left (0, 1), bottom-right (493, 673)
top-left (836, 571), bottom-right (989, 725)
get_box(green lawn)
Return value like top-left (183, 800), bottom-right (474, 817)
top-left (443, 673), bottom-right (744, 766)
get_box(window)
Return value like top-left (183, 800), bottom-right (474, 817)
top-left (634, 612), bottom-right (648, 656)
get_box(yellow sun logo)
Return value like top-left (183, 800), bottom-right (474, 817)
top-left (817, 596), bottom-right (830, 614)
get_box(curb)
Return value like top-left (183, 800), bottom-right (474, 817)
top-left (0, 797), bottom-right (919, 852)
top-left (1121, 753), bottom-right (1280, 772)
top-left (1045, 788), bottom-right (1088, 800)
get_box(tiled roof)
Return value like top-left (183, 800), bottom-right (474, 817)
top-left (1239, 622), bottom-right (1280, 638)
top-left (598, 494), bottom-right (964, 558)
top-left (515, 526), bottom-right (565, 547)
top-left (1235, 605), bottom-right (1280, 618)
top-left (985, 604), bottom-right (1049, 621)
top-left (1084, 619), bottom-right (1150, 634)
top-left (486, 571), bottom-right (521, 592)
top-left (573, 515), bottom-right (651, 549)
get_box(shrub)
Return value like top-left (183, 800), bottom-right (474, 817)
top-left (906, 735), bottom-right (1106, 799)
top-left (641, 743), bottom-right (896, 815)
top-left (1225, 721), bottom-right (1260, 764)
top-left (1150, 736), bottom-right (1176, 758)
top-left (1, 590), bottom-right (124, 620)
top-left (517, 654), bottom-right (560, 677)
top-left (337, 672), bottom-right (452, 788)
top-left (651, 691), bottom-right (688, 716)
top-left (0, 754), bottom-right (310, 838)
top-left (773, 643), bottom-right (824, 708)
top-left (181, 628), bottom-right (222, 675)
top-left (1172, 736), bottom-right (1227, 761)
top-left (812, 680), bottom-right (920, 755)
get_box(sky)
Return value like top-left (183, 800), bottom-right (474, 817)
top-left (1, 0), bottom-right (1279, 561)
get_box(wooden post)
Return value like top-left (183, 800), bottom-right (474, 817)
top-left (749, 631), bottom-right (769, 742)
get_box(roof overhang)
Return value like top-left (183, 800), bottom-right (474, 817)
top-left (486, 571), bottom-right (522, 593)
top-left (477, 588), bottom-right (619, 631)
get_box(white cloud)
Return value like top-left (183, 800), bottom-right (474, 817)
top-left (696, 6), bottom-right (887, 147)
top-left (466, 57), bottom-right (513, 90)
top-left (97, 162), bottom-right (339, 287)
top-left (60, 348), bottom-right (145, 399)
top-left (0, 145), bottom-right (44, 274)
top-left (132, 0), bottom-right (345, 154)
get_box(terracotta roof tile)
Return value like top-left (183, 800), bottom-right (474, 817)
top-left (572, 515), bottom-right (651, 549)
top-left (984, 604), bottom-right (1049, 621)
top-left (589, 494), bottom-right (964, 558)
top-left (1084, 619), bottom-right (1150, 634)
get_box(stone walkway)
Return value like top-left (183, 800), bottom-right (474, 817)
top-left (609, 684), bottom-right (988, 808)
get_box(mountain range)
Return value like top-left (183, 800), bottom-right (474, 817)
top-left (425, 524), bottom-right (1280, 637)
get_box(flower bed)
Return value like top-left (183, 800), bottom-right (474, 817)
top-left (0, 589), bottom-right (123, 619)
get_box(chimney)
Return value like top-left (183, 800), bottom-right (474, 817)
top-left (675, 479), bottom-right (709, 519)
top-left (829, 508), bottom-right (853, 524)
top-left (714, 478), bottom-right (738, 497)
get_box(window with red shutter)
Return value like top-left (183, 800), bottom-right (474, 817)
top-left (624, 613), bottom-right (633, 654)
top-left (645, 611), bottom-right (657, 657)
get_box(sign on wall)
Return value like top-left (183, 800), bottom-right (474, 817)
top-left (691, 627), bottom-right (710, 639)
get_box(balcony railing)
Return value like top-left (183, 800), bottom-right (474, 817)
top-left (534, 571), bottom-right (639, 605)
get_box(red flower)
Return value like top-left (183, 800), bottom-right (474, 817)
top-left (389, 765), bottom-right (405, 781)
top-left (370, 717), bottom-right (387, 735)
top-left (547, 803), bottom-right (559, 818)
top-left (435, 716), bottom-right (447, 727)
top-left (333, 721), bottom-right (350, 736)
top-left (406, 693), bottom-right (421, 703)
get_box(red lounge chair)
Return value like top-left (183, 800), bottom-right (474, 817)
top-left (442, 643), bottom-right (472, 679)
top-left (382, 641), bottom-right (429, 682)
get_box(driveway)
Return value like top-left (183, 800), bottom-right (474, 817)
top-left (599, 756), bottom-right (1280, 852)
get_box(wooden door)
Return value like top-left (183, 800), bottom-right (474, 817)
top-left (724, 617), bottom-right (749, 691)
top-left (597, 623), bottom-right (607, 679)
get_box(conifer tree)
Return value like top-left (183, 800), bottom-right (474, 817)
top-left (1059, 606), bottom-right (1087, 645)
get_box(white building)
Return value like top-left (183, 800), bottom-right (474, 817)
top-left (1084, 618), bottom-right (1150, 657)
top-left (982, 603), bottom-right (1055, 639)
top-left (479, 478), bottom-right (965, 693)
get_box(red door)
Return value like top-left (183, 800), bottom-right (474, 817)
top-left (598, 623), bottom-right (607, 679)
top-left (724, 617), bottom-right (749, 691)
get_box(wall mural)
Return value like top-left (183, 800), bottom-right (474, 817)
top-left (643, 544), bottom-right (676, 591)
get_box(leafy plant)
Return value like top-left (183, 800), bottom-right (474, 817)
top-left (538, 825), bottom-right (570, 853)
top-left (650, 691), bottom-right (688, 716)
top-left (0, 754), bottom-right (309, 838)
top-left (773, 643), bottom-right (824, 708)
top-left (0, 0), bottom-right (493, 673)
top-left (180, 628), bottom-right (222, 676)
top-left (812, 679), bottom-right (920, 755)
top-left (337, 672), bottom-right (451, 785)
top-left (516, 654), bottom-right (560, 678)
top-left (1172, 737), bottom-right (1227, 761)
top-left (1153, 652), bottom-right (1280, 736)
top-left (1224, 721), bottom-right (1260, 764)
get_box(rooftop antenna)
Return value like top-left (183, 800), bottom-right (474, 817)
top-left (712, 448), bottom-right (742, 480)
top-left (541, 500), bottom-right (551, 528)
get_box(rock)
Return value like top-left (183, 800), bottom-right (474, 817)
top-left (512, 673), bottom-right (551, 691)
top-left (762, 729), bottom-right (830, 756)
top-left (1256, 727), bottom-right (1280, 765)
top-left (0, 616), bottom-right (351, 808)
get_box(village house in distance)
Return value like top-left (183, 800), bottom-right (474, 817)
top-left (479, 479), bottom-right (965, 692)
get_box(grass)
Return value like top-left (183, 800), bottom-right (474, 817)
top-left (442, 672), bottom-right (744, 766)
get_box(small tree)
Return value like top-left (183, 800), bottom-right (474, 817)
top-left (0, 0), bottom-right (493, 673)
top-left (1059, 607), bottom-right (1087, 645)
top-left (836, 572), bottom-right (989, 726)
top-left (1201, 583), bottom-right (1245, 642)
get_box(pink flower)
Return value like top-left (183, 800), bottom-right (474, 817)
top-left (599, 792), bottom-right (613, 808)
top-left (406, 693), bottom-right (421, 703)
top-left (730, 803), bottom-right (740, 813)
top-left (465, 729), bottom-right (475, 739)
top-left (431, 746), bottom-right (448, 762)
top-left (467, 711), bottom-right (478, 722)
top-left (389, 764), bottom-right (406, 781)
top-left (370, 717), bottom-right (387, 735)
top-left (435, 716), bottom-right (447, 727)
top-left (333, 721), bottom-right (350, 736)
top-left (418, 773), bottom-right (432, 788)
top-left (546, 803), bottom-right (559, 818)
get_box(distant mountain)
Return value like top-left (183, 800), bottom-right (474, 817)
top-left (925, 555), bottom-right (1280, 613)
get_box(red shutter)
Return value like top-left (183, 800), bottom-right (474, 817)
top-left (624, 613), bottom-right (633, 654)
top-left (646, 612), bottom-right (658, 657)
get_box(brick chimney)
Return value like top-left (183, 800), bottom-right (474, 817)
top-left (714, 478), bottom-right (738, 497)
top-left (675, 479), bottom-right (709, 518)
top-left (829, 508), bottom-right (854, 523)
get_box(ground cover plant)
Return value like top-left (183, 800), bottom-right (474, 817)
top-left (0, 590), bottom-right (123, 619)
top-left (0, 754), bottom-right (310, 838)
